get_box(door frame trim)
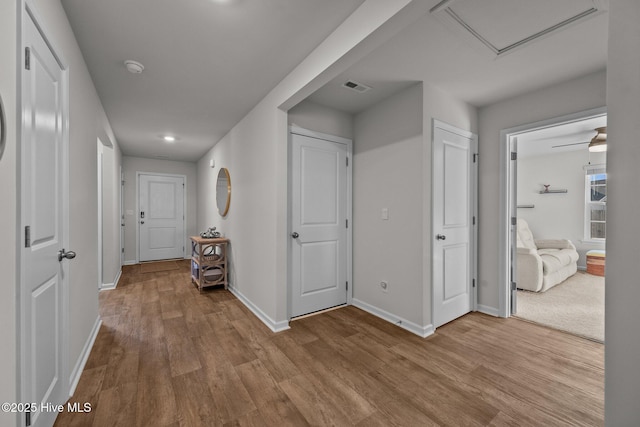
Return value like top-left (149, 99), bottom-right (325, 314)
top-left (498, 106), bottom-right (607, 317)
top-left (19, 1), bottom-right (71, 419)
top-left (287, 126), bottom-right (353, 320)
top-left (135, 172), bottom-right (187, 263)
top-left (431, 119), bottom-right (478, 328)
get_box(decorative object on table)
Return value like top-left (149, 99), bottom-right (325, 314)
top-left (200, 226), bottom-right (221, 238)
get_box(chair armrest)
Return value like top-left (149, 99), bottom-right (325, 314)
top-left (534, 239), bottom-right (575, 250)
top-left (517, 247), bottom-right (537, 255)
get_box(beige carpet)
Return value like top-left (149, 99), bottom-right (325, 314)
top-left (515, 271), bottom-right (604, 342)
top-left (139, 260), bottom-right (179, 273)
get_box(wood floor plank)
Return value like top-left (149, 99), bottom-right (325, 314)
top-left (56, 262), bottom-right (604, 426)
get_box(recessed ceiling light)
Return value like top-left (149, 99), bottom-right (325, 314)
top-left (163, 136), bottom-right (176, 142)
top-left (124, 60), bottom-right (144, 74)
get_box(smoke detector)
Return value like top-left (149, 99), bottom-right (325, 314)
top-left (342, 80), bottom-right (371, 93)
top-left (124, 60), bottom-right (144, 74)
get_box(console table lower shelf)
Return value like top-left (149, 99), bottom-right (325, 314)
top-left (190, 236), bottom-right (229, 292)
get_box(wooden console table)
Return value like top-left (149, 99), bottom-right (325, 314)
top-left (190, 236), bottom-right (229, 292)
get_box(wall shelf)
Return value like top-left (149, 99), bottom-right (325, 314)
top-left (539, 189), bottom-right (568, 194)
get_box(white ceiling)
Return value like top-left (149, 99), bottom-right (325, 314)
top-left (517, 115), bottom-right (607, 159)
top-left (62, 0), bottom-right (609, 161)
top-left (61, 0), bottom-right (365, 161)
top-left (309, 0), bottom-right (608, 113)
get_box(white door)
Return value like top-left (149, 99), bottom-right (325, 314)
top-left (139, 174), bottom-right (185, 261)
top-left (433, 121), bottom-right (477, 328)
top-left (22, 12), bottom-right (69, 427)
top-left (290, 130), bottom-right (350, 317)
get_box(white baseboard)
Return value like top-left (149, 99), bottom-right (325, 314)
top-left (124, 260), bottom-right (137, 266)
top-left (228, 286), bottom-right (290, 333)
top-left (352, 298), bottom-right (434, 338)
top-left (68, 316), bottom-right (102, 397)
top-left (477, 304), bottom-right (500, 317)
top-left (100, 269), bottom-right (122, 291)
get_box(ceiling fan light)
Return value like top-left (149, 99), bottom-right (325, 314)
top-left (588, 126), bottom-right (607, 152)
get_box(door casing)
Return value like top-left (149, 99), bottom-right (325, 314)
top-left (19, 3), bottom-right (71, 426)
top-left (498, 106), bottom-right (607, 317)
top-left (136, 172), bottom-right (187, 263)
top-left (287, 126), bottom-right (353, 320)
top-left (431, 119), bottom-right (478, 328)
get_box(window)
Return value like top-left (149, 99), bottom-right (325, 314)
top-left (585, 165), bottom-right (606, 240)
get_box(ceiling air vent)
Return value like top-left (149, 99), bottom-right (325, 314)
top-left (342, 80), bottom-right (371, 93)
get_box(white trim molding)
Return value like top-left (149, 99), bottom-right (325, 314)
top-left (477, 304), bottom-right (500, 317)
top-left (100, 268), bottom-right (122, 291)
top-left (228, 285), bottom-right (291, 333)
top-left (352, 299), bottom-right (434, 338)
top-left (68, 316), bottom-right (102, 397)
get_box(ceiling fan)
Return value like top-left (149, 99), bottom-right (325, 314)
top-left (552, 127), bottom-right (607, 151)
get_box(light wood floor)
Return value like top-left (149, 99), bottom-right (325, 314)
top-left (54, 261), bottom-right (604, 426)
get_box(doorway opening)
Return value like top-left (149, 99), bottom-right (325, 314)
top-left (500, 107), bottom-right (606, 342)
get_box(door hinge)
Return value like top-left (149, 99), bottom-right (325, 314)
top-left (122, 247), bottom-right (124, 253)
top-left (511, 282), bottom-right (517, 291)
top-left (473, 153), bottom-right (478, 163)
top-left (472, 216), bottom-right (476, 225)
top-left (346, 281), bottom-right (349, 291)
top-left (26, 410), bottom-right (31, 426)
top-left (25, 47), bottom-right (30, 70)
top-left (25, 226), bottom-right (31, 248)
top-left (472, 279), bottom-right (476, 288)
top-left (511, 152), bottom-right (517, 161)
top-left (346, 157), bottom-right (349, 167)
top-left (511, 216), bottom-right (517, 226)
top-left (346, 219), bottom-right (348, 228)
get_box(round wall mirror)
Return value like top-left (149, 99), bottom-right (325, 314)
top-left (216, 167), bottom-right (231, 217)
top-left (0, 94), bottom-right (6, 162)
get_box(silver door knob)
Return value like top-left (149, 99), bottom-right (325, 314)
top-left (141, 221), bottom-right (145, 224)
top-left (436, 234), bottom-right (446, 240)
top-left (58, 249), bottom-right (76, 262)
top-left (291, 232), bottom-right (299, 238)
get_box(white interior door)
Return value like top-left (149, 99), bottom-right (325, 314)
top-left (290, 130), bottom-right (350, 317)
top-left (139, 174), bottom-right (185, 261)
top-left (433, 121), bottom-right (477, 328)
top-left (22, 11), bottom-right (69, 427)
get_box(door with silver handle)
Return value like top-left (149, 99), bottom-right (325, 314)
top-left (291, 232), bottom-right (299, 239)
top-left (58, 248), bottom-right (76, 262)
top-left (436, 234), bottom-right (446, 240)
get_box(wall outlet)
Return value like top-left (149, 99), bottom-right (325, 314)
top-left (380, 281), bottom-right (388, 293)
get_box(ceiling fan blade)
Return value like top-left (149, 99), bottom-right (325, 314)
top-left (551, 141), bottom-right (589, 149)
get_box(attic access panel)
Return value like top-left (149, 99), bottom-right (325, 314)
top-left (431, 0), bottom-right (607, 56)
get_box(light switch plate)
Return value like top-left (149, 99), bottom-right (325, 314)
top-left (381, 208), bottom-right (389, 220)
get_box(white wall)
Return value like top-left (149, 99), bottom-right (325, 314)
top-left (0, 0), bottom-right (19, 424)
top-left (288, 99), bottom-right (354, 139)
top-left (605, 0), bottom-right (640, 423)
top-left (197, 0), bottom-right (431, 330)
top-left (353, 84), bottom-right (424, 327)
top-left (122, 156), bottom-right (197, 263)
top-left (517, 150), bottom-right (606, 267)
top-left (350, 81), bottom-right (477, 333)
top-left (477, 70), bottom-right (607, 311)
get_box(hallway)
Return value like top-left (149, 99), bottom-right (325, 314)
top-left (54, 263), bottom-right (603, 426)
